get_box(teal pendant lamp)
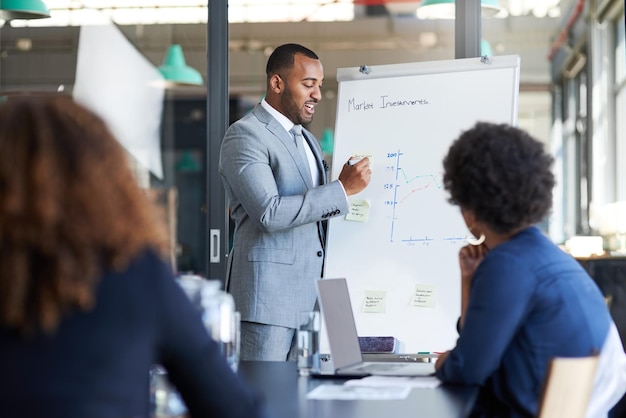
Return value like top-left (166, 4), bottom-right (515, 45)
top-left (417, 0), bottom-right (501, 19)
top-left (0, 0), bottom-right (50, 20)
top-left (321, 128), bottom-right (334, 155)
top-left (175, 151), bottom-right (201, 173)
top-left (158, 44), bottom-right (203, 86)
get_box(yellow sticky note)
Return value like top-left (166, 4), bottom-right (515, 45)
top-left (346, 200), bottom-right (370, 222)
top-left (411, 284), bottom-right (437, 308)
top-left (363, 290), bottom-right (386, 313)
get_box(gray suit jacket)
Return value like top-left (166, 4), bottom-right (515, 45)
top-left (219, 104), bottom-right (349, 328)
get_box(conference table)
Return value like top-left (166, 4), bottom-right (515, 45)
top-left (237, 361), bottom-right (478, 418)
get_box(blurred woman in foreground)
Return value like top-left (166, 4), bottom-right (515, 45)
top-left (435, 122), bottom-right (626, 418)
top-left (0, 94), bottom-right (267, 418)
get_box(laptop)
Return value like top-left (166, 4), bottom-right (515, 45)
top-left (314, 278), bottom-right (436, 377)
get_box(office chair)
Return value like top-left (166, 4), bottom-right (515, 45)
top-left (537, 355), bottom-right (599, 418)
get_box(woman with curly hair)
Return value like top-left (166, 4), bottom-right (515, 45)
top-left (0, 94), bottom-right (266, 418)
top-left (434, 122), bottom-right (626, 417)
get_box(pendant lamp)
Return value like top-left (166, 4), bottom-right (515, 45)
top-left (0, 0), bottom-right (50, 20)
top-left (417, 0), bottom-right (501, 19)
top-left (158, 44), bottom-right (203, 86)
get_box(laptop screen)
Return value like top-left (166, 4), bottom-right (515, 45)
top-left (316, 278), bottom-right (364, 370)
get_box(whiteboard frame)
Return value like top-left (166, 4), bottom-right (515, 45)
top-left (338, 55), bottom-right (521, 83)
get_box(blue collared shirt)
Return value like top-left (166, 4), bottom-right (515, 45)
top-left (436, 226), bottom-right (611, 417)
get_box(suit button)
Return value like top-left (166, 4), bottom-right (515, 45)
top-left (317, 251), bottom-right (323, 257)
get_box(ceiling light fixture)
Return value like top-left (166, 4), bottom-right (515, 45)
top-left (417, 0), bottom-right (501, 19)
top-left (158, 44), bottom-right (203, 86)
top-left (0, 0), bottom-right (50, 20)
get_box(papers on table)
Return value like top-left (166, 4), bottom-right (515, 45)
top-left (306, 375), bottom-right (441, 400)
top-left (345, 375), bottom-right (442, 389)
top-left (306, 384), bottom-right (411, 400)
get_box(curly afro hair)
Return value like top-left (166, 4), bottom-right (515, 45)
top-left (442, 122), bottom-right (555, 235)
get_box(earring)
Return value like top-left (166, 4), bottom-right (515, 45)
top-left (467, 233), bottom-right (485, 246)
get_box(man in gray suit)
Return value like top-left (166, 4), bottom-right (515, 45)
top-left (219, 43), bottom-right (371, 361)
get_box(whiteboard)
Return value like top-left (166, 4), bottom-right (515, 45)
top-left (323, 55), bottom-right (520, 353)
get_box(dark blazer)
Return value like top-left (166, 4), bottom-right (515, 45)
top-left (219, 104), bottom-right (349, 328)
top-left (0, 249), bottom-right (266, 418)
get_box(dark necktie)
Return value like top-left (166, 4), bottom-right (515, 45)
top-left (291, 125), bottom-right (311, 178)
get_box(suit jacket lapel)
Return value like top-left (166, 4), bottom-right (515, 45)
top-left (253, 105), bottom-right (319, 187)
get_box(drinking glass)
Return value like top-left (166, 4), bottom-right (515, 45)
top-left (297, 311), bottom-right (320, 376)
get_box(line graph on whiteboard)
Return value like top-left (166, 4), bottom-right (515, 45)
top-left (382, 149), bottom-right (469, 247)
